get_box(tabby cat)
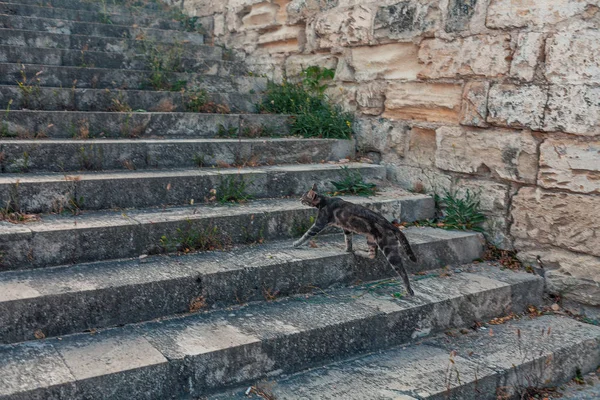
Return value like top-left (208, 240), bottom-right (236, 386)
top-left (293, 184), bottom-right (417, 296)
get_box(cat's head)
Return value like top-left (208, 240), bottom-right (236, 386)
top-left (300, 183), bottom-right (320, 207)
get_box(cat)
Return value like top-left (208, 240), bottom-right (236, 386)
top-left (293, 184), bottom-right (417, 296)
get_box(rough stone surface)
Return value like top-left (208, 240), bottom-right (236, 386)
top-left (374, 0), bottom-right (440, 40)
top-left (310, 5), bottom-right (374, 49)
top-left (487, 84), bottom-right (547, 130)
top-left (544, 85), bottom-right (600, 136)
top-left (353, 117), bottom-right (407, 157)
top-left (511, 187), bottom-right (600, 257)
top-left (350, 43), bottom-right (421, 82)
top-left (435, 126), bottom-right (539, 183)
top-left (538, 138), bottom-right (600, 194)
top-left (383, 82), bottom-right (463, 123)
top-left (510, 32), bottom-right (544, 81)
top-left (355, 81), bottom-right (388, 115)
top-left (545, 31), bottom-right (600, 85)
top-left (445, 0), bottom-right (478, 32)
top-left (284, 53), bottom-right (338, 77)
top-left (486, 0), bottom-right (595, 29)
top-left (418, 35), bottom-right (511, 78)
top-left (404, 127), bottom-right (437, 167)
top-left (459, 81), bottom-right (489, 127)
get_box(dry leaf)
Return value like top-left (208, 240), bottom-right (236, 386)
top-left (34, 329), bottom-right (45, 340)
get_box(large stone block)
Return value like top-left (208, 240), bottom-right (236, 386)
top-left (257, 25), bottom-right (305, 53)
top-left (355, 81), bottom-right (388, 116)
top-left (510, 32), bottom-right (544, 81)
top-left (241, 1), bottom-right (281, 30)
top-left (311, 5), bottom-right (375, 49)
top-left (350, 43), bottom-right (421, 82)
top-left (354, 117), bottom-right (407, 158)
top-left (486, 0), bottom-right (593, 29)
top-left (511, 187), bottom-right (600, 257)
top-left (445, 0), bottom-right (478, 32)
top-left (545, 31), bottom-right (600, 85)
top-left (405, 127), bottom-right (436, 167)
top-left (287, 0), bottom-right (339, 24)
top-left (418, 35), bottom-right (511, 79)
top-left (538, 138), bottom-right (600, 195)
top-left (459, 81), bottom-right (489, 127)
top-left (383, 82), bottom-right (463, 123)
top-left (386, 164), bottom-right (453, 194)
top-left (435, 126), bottom-right (539, 183)
top-left (374, 0), bottom-right (440, 40)
top-left (487, 84), bottom-right (547, 130)
top-left (543, 85), bottom-right (600, 136)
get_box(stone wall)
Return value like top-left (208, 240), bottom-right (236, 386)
top-left (176, 0), bottom-right (600, 310)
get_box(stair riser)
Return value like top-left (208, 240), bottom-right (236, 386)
top-left (0, 231), bottom-right (485, 344)
top-left (7, 0), bottom-right (170, 14)
top-left (0, 46), bottom-right (245, 74)
top-left (0, 112), bottom-right (288, 139)
top-left (0, 29), bottom-right (222, 58)
top-left (1, 273), bottom-right (543, 399)
top-left (0, 139), bottom-right (345, 173)
top-left (0, 64), bottom-right (260, 92)
top-left (0, 197), bottom-right (433, 270)
top-left (0, 2), bottom-right (192, 31)
top-left (0, 14), bottom-right (186, 40)
top-left (0, 86), bottom-right (259, 113)
top-left (0, 164), bottom-right (372, 213)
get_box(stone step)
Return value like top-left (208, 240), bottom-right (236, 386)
top-left (0, 162), bottom-right (375, 212)
top-left (1, 111), bottom-right (289, 139)
top-left (0, 138), bottom-right (348, 173)
top-left (0, 228), bottom-right (485, 344)
top-left (0, 14), bottom-right (198, 42)
top-left (0, 189), bottom-right (434, 270)
top-left (0, 63), bottom-right (261, 92)
top-left (0, 44), bottom-right (246, 75)
top-left (210, 314), bottom-right (600, 400)
top-left (0, 85), bottom-right (260, 113)
top-left (0, 28), bottom-right (221, 58)
top-left (0, 2), bottom-right (195, 31)
top-left (0, 264), bottom-right (544, 400)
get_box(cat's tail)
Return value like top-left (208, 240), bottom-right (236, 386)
top-left (394, 229), bottom-right (418, 262)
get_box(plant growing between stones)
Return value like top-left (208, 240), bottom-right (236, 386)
top-left (1, 99), bottom-right (15, 138)
top-left (301, 65), bottom-right (335, 96)
top-left (141, 39), bottom-right (185, 90)
top-left (216, 124), bottom-right (238, 138)
top-left (330, 166), bottom-right (378, 196)
top-left (216, 174), bottom-right (253, 204)
top-left (16, 67), bottom-right (42, 109)
top-left (434, 189), bottom-right (485, 231)
top-left (159, 221), bottom-right (228, 253)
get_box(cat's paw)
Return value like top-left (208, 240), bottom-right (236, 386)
top-left (353, 250), bottom-right (372, 259)
top-left (292, 240), bottom-right (302, 248)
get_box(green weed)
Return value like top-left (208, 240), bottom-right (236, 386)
top-left (16, 67), bottom-right (42, 109)
top-left (290, 215), bottom-right (315, 237)
top-left (301, 65), bottom-right (335, 96)
top-left (1, 99), bottom-right (15, 138)
top-left (330, 166), bottom-right (377, 196)
top-left (183, 87), bottom-right (207, 112)
top-left (216, 174), bottom-right (253, 204)
top-left (435, 189), bottom-right (485, 231)
top-left (216, 124), bottom-right (238, 138)
top-left (160, 222), bottom-right (227, 253)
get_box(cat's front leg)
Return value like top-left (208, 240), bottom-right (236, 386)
top-left (293, 217), bottom-right (328, 247)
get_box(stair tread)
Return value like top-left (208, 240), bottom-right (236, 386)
top-left (210, 314), bottom-right (600, 399)
top-left (0, 264), bottom-right (544, 398)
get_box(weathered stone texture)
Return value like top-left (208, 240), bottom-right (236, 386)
top-left (350, 43), bottom-right (421, 82)
top-left (445, 0), bottom-right (478, 32)
top-left (459, 81), bottom-right (489, 127)
top-left (538, 138), bottom-right (600, 195)
top-left (545, 31), bottom-right (600, 85)
top-left (241, 1), bottom-right (281, 30)
top-left (418, 35), bottom-right (510, 79)
top-left (510, 32), bottom-right (544, 81)
top-left (486, 0), bottom-right (594, 29)
top-left (355, 81), bottom-right (388, 115)
top-left (354, 117), bottom-right (407, 158)
top-left (383, 82), bottom-right (463, 123)
top-left (374, 0), bottom-right (440, 40)
top-left (310, 5), bottom-right (374, 49)
top-left (257, 25), bottom-right (305, 53)
top-left (287, 0), bottom-right (339, 24)
top-left (405, 127), bottom-right (436, 167)
top-left (386, 164), bottom-right (453, 193)
top-left (544, 85), bottom-right (600, 136)
top-left (284, 53), bottom-right (338, 78)
top-left (435, 126), bottom-right (538, 183)
top-left (487, 84), bottom-right (547, 130)
top-left (511, 187), bottom-right (600, 257)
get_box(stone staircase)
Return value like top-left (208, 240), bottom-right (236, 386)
top-left (1, 1), bottom-right (599, 399)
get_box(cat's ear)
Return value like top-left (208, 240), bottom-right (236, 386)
top-left (311, 183), bottom-right (318, 192)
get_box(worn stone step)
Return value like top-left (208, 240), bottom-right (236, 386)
top-left (0, 85), bottom-right (260, 113)
top-left (211, 314), bottom-right (600, 400)
top-left (0, 189), bottom-right (434, 270)
top-left (0, 162), bottom-right (376, 212)
top-left (0, 44), bottom-right (246, 75)
top-left (0, 14), bottom-right (196, 41)
top-left (0, 265), bottom-right (544, 399)
top-left (0, 63), bottom-right (260, 92)
top-left (0, 228), bottom-right (486, 344)
top-left (1, 111), bottom-right (289, 139)
top-left (0, 138), bottom-right (348, 173)
top-left (0, 28), bottom-right (221, 58)
top-left (0, 2), bottom-right (195, 31)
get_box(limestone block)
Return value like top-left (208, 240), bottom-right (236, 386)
top-left (284, 54), bottom-right (338, 78)
top-left (383, 82), bottom-right (463, 124)
top-left (519, 248), bottom-right (600, 306)
top-left (257, 25), bottom-right (305, 53)
top-left (435, 126), bottom-right (538, 183)
top-left (287, 0), bottom-right (339, 24)
top-left (454, 179), bottom-right (509, 213)
top-left (183, 0), bottom-right (227, 17)
top-left (538, 138), bottom-right (600, 195)
top-left (386, 164), bottom-right (453, 194)
top-left (356, 81), bottom-right (388, 116)
top-left (445, 0), bottom-right (477, 32)
top-left (510, 32), bottom-right (544, 81)
top-left (405, 127), bottom-right (436, 167)
top-left (312, 5), bottom-right (375, 49)
top-left (487, 84), bottom-right (547, 130)
top-left (511, 187), bottom-right (600, 257)
top-left (241, 2), bottom-right (280, 30)
top-left (354, 117), bottom-right (407, 157)
top-left (213, 13), bottom-right (226, 36)
top-left (459, 81), bottom-right (489, 128)
top-left (323, 84), bottom-right (358, 112)
top-left (486, 0), bottom-right (593, 29)
top-left (418, 35), bottom-right (511, 79)
top-left (373, 0), bottom-right (440, 40)
top-left (544, 85), bottom-right (600, 136)
top-left (545, 31), bottom-right (600, 85)
top-left (350, 43), bottom-right (421, 82)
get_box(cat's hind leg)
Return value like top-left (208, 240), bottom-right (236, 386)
top-left (354, 235), bottom-right (378, 259)
top-left (378, 237), bottom-right (415, 296)
top-left (344, 230), bottom-right (353, 252)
